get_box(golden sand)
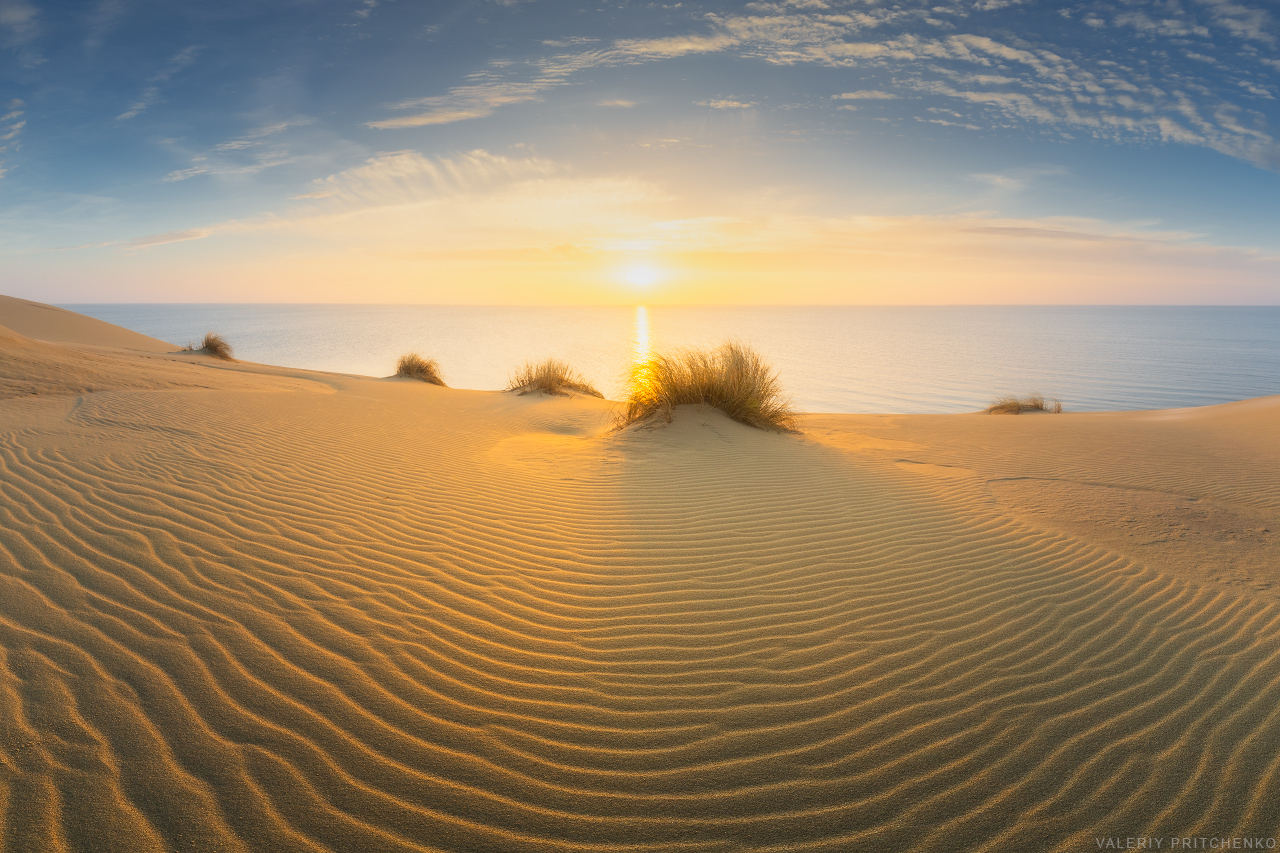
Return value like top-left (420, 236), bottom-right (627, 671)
top-left (1, 297), bottom-right (1278, 852)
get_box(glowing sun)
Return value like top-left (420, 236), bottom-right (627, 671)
top-left (624, 264), bottom-right (661, 288)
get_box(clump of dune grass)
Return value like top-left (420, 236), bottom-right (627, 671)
top-left (196, 332), bottom-right (234, 361)
top-left (506, 359), bottom-right (603, 398)
top-left (986, 393), bottom-right (1062, 414)
top-left (619, 340), bottom-right (798, 432)
top-left (395, 353), bottom-right (446, 386)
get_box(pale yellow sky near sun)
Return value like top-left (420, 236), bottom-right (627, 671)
top-left (23, 150), bottom-right (1280, 304)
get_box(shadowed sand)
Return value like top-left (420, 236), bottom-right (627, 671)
top-left (1, 298), bottom-right (1278, 852)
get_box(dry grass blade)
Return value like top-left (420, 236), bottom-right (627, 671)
top-left (619, 340), bottom-right (798, 432)
top-left (200, 332), bottom-right (234, 361)
top-left (395, 353), bottom-right (446, 386)
top-left (986, 393), bottom-right (1063, 414)
top-left (506, 359), bottom-right (603, 398)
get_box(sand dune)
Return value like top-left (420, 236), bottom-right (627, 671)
top-left (0, 296), bottom-right (174, 352)
top-left (1, 300), bottom-right (1278, 851)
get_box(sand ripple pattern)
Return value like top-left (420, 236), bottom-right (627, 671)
top-left (1, 387), bottom-right (1279, 852)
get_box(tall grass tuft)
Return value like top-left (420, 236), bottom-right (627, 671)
top-left (986, 393), bottom-right (1062, 414)
top-left (619, 340), bottom-right (798, 432)
top-left (395, 353), bottom-right (446, 386)
top-left (199, 332), bottom-right (234, 361)
top-left (506, 359), bottom-right (603, 398)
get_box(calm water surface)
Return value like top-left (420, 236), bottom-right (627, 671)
top-left (63, 305), bottom-right (1280, 413)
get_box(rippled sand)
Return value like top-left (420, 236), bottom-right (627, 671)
top-left (2, 295), bottom-right (1278, 852)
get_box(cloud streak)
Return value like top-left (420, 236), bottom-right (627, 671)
top-left (367, 0), bottom-right (1280, 172)
top-left (160, 118), bottom-right (315, 182)
top-left (117, 45), bottom-right (201, 121)
top-left (0, 98), bottom-right (24, 180)
top-left (711, 3), bottom-right (1280, 170)
top-left (368, 30), bottom-right (741, 129)
top-left (0, 0), bottom-right (37, 46)
top-left (127, 228), bottom-right (211, 248)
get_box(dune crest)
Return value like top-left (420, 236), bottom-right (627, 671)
top-left (0, 295), bottom-right (175, 352)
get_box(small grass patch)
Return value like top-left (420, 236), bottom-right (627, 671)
top-left (986, 393), bottom-right (1062, 414)
top-left (395, 353), bottom-right (446, 386)
top-left (196, 332), bottom-right (234, 361)
top-left (506, 359), bottom-right (603, 398)
top-left (619, 340), bottom-right (798, 432)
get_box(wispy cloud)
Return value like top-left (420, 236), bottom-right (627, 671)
top-left (1112, 10), bottom-right (1211, 38)
top-left (368, 30), bottom-right (739, 129)
top-left (612, 32), bottom-right (738, 58)
top-left (367, 74), bottom-right (549, 128)
top-left (1194, 0), bottom-right (1274, 43)
top-left (674, 4), bottom-right (1280, 171)
top-left (971, 165), bottom-right (1068, 192)
top-left (0, 97), bottom-right (25, 180)
top-left (117, 45), bottom-right (202, 121)
top-left (833, 91), bottom-right (896, 100)
top-left (290, 149), bottom-right (559, 205)
top-left (0, 0), bottom-right (41, 65)
top-left (127, 228), bottom-right (211, 248)
top-left (161, 118), bottom-right (315, 182)
top-left (244, 119), bottom-right (313, 138)
top-left (543, 36), bottom-right (599, 47)
top-left (376, 1), bottom-right (1275, 174)
top-left (129, 149), bottom-right (663, 253)
top-left (698, 99), bottom-right (756, 109)
top-left (0, 0), bottom-right (37, 46)
top-left (368, 107), bottom-right (502, 128)
top-left (48, 228), bottom-right (211, 254)
top-left (84, 0), bottom-right (125, 54)
top-left (161, 166), bottom-right (212, 183)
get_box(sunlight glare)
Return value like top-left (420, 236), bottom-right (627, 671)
top-left (633, 305), bottom-right (650, 362)
top-left (624, 264), bottom-right (661, 288)
top-left (629, 304), bottom-right (656, 398)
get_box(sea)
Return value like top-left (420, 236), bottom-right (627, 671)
top-left (62, 304), bottom-right (1280, 414)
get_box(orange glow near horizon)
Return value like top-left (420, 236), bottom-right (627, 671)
top-left (37, 216), bottom-right (1279, 306)
top-left (15, 150), bottom-right (1280, 306)
top-left (30, 143), bottom-right (1280, 306)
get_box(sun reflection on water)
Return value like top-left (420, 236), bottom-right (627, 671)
top-left (629, 305), bottom-right (654, 397)
top-left (633, 305), bottom-right (650, 362)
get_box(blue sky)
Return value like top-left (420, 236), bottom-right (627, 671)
top-left (3, 0), bottom-right (1280, 303)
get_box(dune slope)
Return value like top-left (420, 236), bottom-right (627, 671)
top-left (1, 307), bottom-right (1278, 852)
top-left (0, 296), bottom-right (174, 352)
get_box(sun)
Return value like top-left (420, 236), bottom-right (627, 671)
top-left (624, 264), bottom-right (661, 288)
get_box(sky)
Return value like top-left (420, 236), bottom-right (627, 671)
top-left (3, 0), bottom-right (1280, 304)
